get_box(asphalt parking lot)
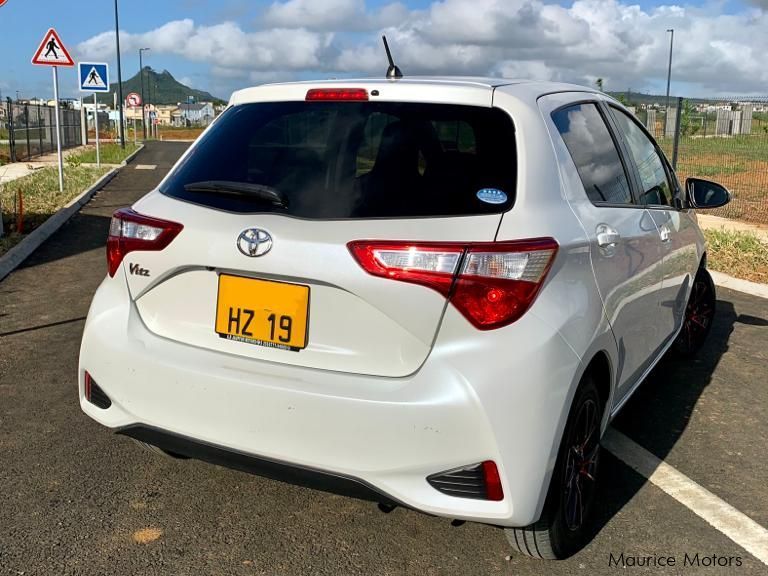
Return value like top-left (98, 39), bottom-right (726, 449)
top-left (1, 142), bottom-right (767, 575)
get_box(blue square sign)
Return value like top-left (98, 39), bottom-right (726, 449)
top-left (78, 62), bottom-right (110, 93)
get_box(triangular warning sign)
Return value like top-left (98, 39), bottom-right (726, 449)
top-left (83, 67), bottom-right (107, 89)
top-left (32, 28), bottom-right (75, 67)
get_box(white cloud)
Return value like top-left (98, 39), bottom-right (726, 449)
top-left (77, 19), bottom-right (333, 71)
top-left (76, 1), bottom-right (768, 96)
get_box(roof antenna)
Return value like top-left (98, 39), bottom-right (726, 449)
top-left (382, 35), bottom-right (403, 80)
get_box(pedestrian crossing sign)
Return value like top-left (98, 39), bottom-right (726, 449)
top-left (32, 28), bottom-right (75, 67)
top-left (78, 62), bottom-right (110, 93)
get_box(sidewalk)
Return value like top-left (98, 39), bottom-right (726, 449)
top-left (0, 146), bottom-right (91, 185)
top-left (696, 213), bottom-right (768, 243)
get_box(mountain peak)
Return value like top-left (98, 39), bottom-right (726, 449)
top-left (100, 68), bottom-right (224, 106)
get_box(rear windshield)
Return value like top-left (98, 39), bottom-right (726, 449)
top-left (160, 101), bottom-right (516, 219)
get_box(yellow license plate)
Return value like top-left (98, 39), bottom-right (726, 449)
top-left (215, 275), bottom-right (309, 351)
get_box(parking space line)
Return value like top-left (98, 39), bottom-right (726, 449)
top-left (604, 428), bottom-right (768, 565)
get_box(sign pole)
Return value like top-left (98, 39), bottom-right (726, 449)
top-left (94, 93), bottom-right (100, 167)
top-left (52, 66), bottom-right (64, 193)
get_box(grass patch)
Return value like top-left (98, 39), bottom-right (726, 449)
top-left (67, 143), bottom-right (139, 165)
top-left (704, 229), bottom-right (768, 284)
top-left (157, 127), bottom-right (205, 141)
top-left (0, 165), bottom-right (110, 256)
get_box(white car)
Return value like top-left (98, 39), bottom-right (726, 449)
top-left (79, 77), bottom-right (729, 559)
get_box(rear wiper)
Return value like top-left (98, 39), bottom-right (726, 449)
top-left (183, 181), bottom-right (288, 208)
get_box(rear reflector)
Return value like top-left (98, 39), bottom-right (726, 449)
top-left (107, 208), bottom-right (183, 277)
top-left (482, 461), bottom-right (504, 501)
top-left (306, 88), bottom-right (369, 101)
top-left (348, 238), bottom-right (558, 329)
top-left (427, 461), bottom-right (504, 501)
top-left (84, 371), bottom-right (112, 410)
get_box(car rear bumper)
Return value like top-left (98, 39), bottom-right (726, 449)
top-left (79, 273), bottom-right (582, 527)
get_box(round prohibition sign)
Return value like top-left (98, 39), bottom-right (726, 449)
top-left (126, 93), bottom-right (142, 108)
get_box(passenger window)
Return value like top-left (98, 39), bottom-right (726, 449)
top-left (552, 104), bottom-right (633, 205)
top-left (610, 108), bottom-right (673, 207)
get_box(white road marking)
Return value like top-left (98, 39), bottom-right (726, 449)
top-left (135, 164), bottom-right (157, 170)
top-left (603, 428), bottom-right (768, 565)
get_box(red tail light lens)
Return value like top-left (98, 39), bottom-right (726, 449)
top-left (106, 208), bottom-right (183, 277)
top-left (306, 88), bottom-right (369, 101)
top-left (348, 238), bottom-right (558, 330)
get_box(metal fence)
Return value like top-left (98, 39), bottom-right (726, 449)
top-left (633, 96), bottom-right (768, 225)
top-left (1, 98), bottom-right (82, 164)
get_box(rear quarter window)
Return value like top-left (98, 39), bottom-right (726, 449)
top-left (552, 103), bottom-right (633, 206)
top-left (160, 102), bottom-right (517, 219)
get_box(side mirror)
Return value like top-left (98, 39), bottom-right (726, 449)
top-left (686, 178), bottom-right (731, 209)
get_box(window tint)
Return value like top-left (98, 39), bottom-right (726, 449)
top-left (610, 107), bottom-right (673, 207)
top-left (161, 102), bottom-right (516, 219)
top-left (552, 103), bottom-right (633, 205)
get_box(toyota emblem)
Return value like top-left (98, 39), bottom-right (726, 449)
top-left (237, 228), bottom-right (273, 257)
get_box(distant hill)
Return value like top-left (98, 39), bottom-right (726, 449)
top-left (98, 68), bottom-right (225, 106)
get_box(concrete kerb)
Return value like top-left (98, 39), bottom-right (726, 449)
top-left (0, 144), bottom-right (144, 283)
top-left (710, 270), bottom-right (768, 300)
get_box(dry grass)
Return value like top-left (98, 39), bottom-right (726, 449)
top-left (157, 127), bottom-right (205, 141)
top-left (704, 228), bottom-right (768, 284)
top-left (131, 527), bottom-right (163, 545)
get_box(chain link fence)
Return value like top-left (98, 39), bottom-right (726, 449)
top-left (1, 98), bottom-right (82, 164)
top-left (633, 96), bottom-right (768, 224)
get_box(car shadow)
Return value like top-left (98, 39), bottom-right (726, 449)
top-left (588, 294), bottom-right (767, 546)
top-left (15, 212), bottom-right (113, 270)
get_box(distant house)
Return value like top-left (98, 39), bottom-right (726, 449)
top-left (155, 105), bottom-right (177, 126)
top-left (175, 102), bottom-right (215, 127)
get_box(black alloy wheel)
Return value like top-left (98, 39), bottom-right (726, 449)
top-left (562, 397), bottom-right (600, 531)
top-left (674, 267), bottom-right (716, 357)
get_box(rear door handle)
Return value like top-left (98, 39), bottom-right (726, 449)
top-left (596, 224), bottom-right (621, 248)
top-left (660, 225), bottom-right (672, 243)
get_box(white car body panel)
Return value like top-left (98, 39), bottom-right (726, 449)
top-left (79, 77), bottom-right (708, 528)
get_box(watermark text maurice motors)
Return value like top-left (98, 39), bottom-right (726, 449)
top-left (609, 552), bottom-right (743, 569)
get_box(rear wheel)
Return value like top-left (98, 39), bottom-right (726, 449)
top-left (505, 375), bottom-right (603, 560)
top-left (673, 267), bottom-right (716, 357)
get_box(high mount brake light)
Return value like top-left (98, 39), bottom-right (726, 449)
top-left (348, 238), bottom-right (558, 330)
top-left (106, 208), bottom-right (183, 277)
top-left (305, 88), bottom-right (369, 101)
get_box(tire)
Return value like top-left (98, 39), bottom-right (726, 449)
top-left (505, 375), bottom-right (603, 560)
top-left (672, 267), bottom-right (716, 357)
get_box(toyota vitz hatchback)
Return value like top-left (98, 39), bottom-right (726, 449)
top-left (79, 78), bottom-right (730, 559)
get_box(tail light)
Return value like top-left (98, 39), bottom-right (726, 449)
top-left (306, 88), bottom-right (369, 101)
top-left (107, 208), bottom-right (183, 277)
top-left (348, 238), bottom-right (558, 330)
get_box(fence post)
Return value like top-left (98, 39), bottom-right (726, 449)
top-left (24, 104), bottom-right (32, 160)
top-left (6, 98), bottom-right (15, 163)
top-left (672, 96), bottom-right (683, 170)
top-left (37, 105), bottom-right (43, 157)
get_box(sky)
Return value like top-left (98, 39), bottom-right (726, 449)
top-left (1, 0), bottom-right (767, 103)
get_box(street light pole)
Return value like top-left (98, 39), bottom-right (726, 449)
top-left (665, 28), bottom-right (674, 113)
top-left (139, 48), bottom-right (150, 140)
top-left (114, 0), bottom-right (126, 148)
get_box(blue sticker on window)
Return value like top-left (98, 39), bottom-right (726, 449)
top-left (476, 188), bottom-right (508, 205)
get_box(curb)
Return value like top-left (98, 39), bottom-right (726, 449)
top-left (121, 143), bottom-right (145, 166)
top-left (710, 270), bottom-right (768, 300)
top-left (0, 144), bottom-right (144, 282)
